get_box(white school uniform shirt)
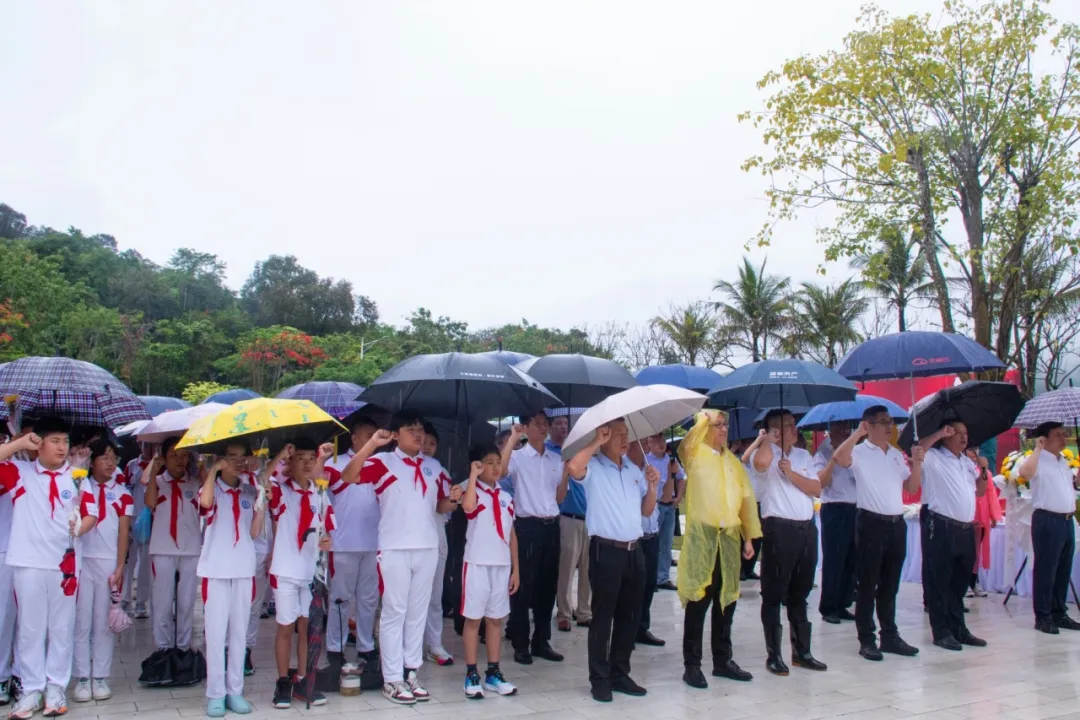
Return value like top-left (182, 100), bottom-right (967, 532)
top-left (358, 449), bottom-right (451, 551)
top-left (848, 441), bottom-right (910, 516)
top-left (326, 451), bottom-right (379, 552)
top-left (239, 472), bottom-right (274, 555)
top-left (814, 438), bottom-right (857, 505)
top-left (749, 443), bottom-right (816, 521)
top-left (506, 443), bottom-right (563, 518)
top-left (573, 453), bottom-right (648, 543)
top-left (463, 483), bottom-right (514, 566)
top-left (0, 469), bottom-right (14, 554)
top-left (269, 476), bottom-right (336, 581)
top-left (1030, 449), bottom-right (1077, 514)
top-left (921, 447), bottom-right (978, 523)
top-left (197, 476), bottom-right (260, 579)
top-left (79, 476), bottom-right (134, 560)
top-left (148, 472), bottom-right (203, 556)
top-left (0, 460), bottom-right (97, 570)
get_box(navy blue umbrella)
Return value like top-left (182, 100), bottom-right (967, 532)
top-left (707, 359), bottom-right (857, 410)
top-left (201, 388), bottom-right (261, 405)
top-left (635, 364), bottom-right (725, 393)
top-left (276, 381), bottom-right (366, 418)
top-left (835, 331), bottom-right (1005, 381)
top-left (726, 407), bottom-right (760, 442)
top-left (474, 350), bottom-right (536, 367)
top-left (797, 394), bottom-right (909, 431)
top-left (139, 396), bottom-right (192, 417)
top-left (753, 406), bottom-right (810, 426)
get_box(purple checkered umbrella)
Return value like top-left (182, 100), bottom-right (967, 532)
top-left (1013, 388), bottom-right (1080, 429)
top-left (0, 357), bottom-right (150, 429)
top-left (275, 381), bottom-right (366, 418)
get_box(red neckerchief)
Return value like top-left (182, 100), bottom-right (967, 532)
top-left (42, 467), bottom-right (62, 519)
top-left (168, 474), bottom-right (184, 547)
top-left (226, 484), bottom-right (242, 546)
top-left (288, 479), bottom-right (315, 550)
top-left (478, 484), bottom-right (506, 542)
top-left (401, 455), bottom-right (427, 497)
top-left (96, 478), bottom-right (108, 524)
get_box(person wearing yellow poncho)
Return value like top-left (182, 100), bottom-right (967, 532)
top-left (677, 410), bottom-right (761, 690)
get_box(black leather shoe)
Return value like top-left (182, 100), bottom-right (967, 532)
top-left (591, 683), bottom-right (612, 703)
top-left (513, 649), bottom-right (533, 665)
top-left (657, 581), bottom-right (677, 591)
top-left (880, 635), bottom-right (919, 657)
top-left (611, 676), bottom-right (647, 697)
top-left (958, 630), bottom-right (987, 647)
top-left (766, 655), bottom-right (789, 676)
top-left (713, 659), bottom-right (752, 681)
top-left (576, 620), bottom-right (592, 628)
top-left (745, 571), bottom-right (760, 580)
top-left (683, 667), bottom-right (708, 689)
top-left (636, 630), bottom-right (665, 647)
top-left (1055, 615), bottom-right (1080, 631)
top-left (837, 608), bottom-right (856, 621)
top-left (821, 615), bottom-right (841, 625)
top-left (858, 642), bottom-right (883, 661)
top-left (792, 654), bottom-right (828, 671)
top-left (1036, 618), bottom-right (1060, 635)
top-left (531, 644), bottom-right (564, 662)
top-left (933, 636), bottom-right (963, 651)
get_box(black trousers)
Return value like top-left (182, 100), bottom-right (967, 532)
top-left (818, 502), bottom-right (857, 617)
top-left (508, 517), bottom-right (560, 650)
top-left (587, 538), bottom-right (646, 686)
top-left (444, 511), bottom-right (466, 615)
top-left (683, 548), bottom-right (737, 669)
top-left (922, 510), bottom-right (975, 642)
top-left (854, 510), bottom-right (906, 643)
top-left (919, 504), bottom-right (929, 608)
top-left (1032, 509), bottom-right (1076, 622)
top-left (760, 517), bottom-right (818, 629)
top-left (639, 533), bottom-right (659, 633)
top-left (741, 503), bottom-right (763, 578)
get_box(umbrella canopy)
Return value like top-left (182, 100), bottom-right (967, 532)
top-left (727, 408), bottom-right (759, 443)
top-left (116, 419), bottom-right (152, 437)
top-left (707, 358), bottom-right (857, 410)
top-left (137, 403), bottom-right (230, 443)
top-left (561, 385), bottom-right (707, 460)
top-left (798, 395), bottom-right (910, 431)
top-left (202, 388), bottom-right (261, 405)
top-left (138, 396), bottom-right (191, 417)
top-left (835, 331), bottom-right (1005, 381)
top-left (1013, 387), bottom-right (1080, 429)
top-left (474, 350), bottom-right (536, 366)
top-left (753, 406), bottom-right (810, 427)
top-left (360, 352), bottom-right (560, 424)
top-left (276, 381), bottom-right (366, 418)
top-left (897, 381), bottom-right (1024, 451)
top-left (0, 357), bottom-right (149, 429)
top-left (516, 354), bottom-right (638, 407)
top-left (177, 398), bottom-right (346, 456)
top-left (635, 364), bottom-right (725, 393)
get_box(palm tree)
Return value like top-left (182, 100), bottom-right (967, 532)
top-left (849, 227), bottom-right (932, 332)
top-left (650, 302), bottom-right (722, 367)
top-left (788, 280), bottom-right (870, 366)
top-left (713, 257), bottom-right (791, 361)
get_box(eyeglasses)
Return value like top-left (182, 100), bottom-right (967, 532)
top-left (870, 419), bottom-right (895, 427)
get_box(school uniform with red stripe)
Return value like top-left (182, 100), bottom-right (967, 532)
top-left (148, 472), bottom-right (202, 651)
top-left (268, 477), bottom-right (336, 626)
top-left (461, 483), bottom-right (514, 620)
top-left (122, 458), bottom-right (152, 607)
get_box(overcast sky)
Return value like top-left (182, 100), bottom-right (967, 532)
top-left (3, 1), bottom-right (1077, 333)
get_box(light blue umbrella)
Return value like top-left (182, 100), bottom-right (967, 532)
top-left (797, 395), bottom-right (909, 431)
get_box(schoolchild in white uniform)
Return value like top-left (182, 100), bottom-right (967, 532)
top-left (460, 445), bottom-right (520, 700)
top-left (122, 446), bottom-right (153, 619)
top-left (422, 423), bottom-right (454, 667)
top-left (0, 418), bottom-right (98, 720)
top-left (198, 441), bottom-right (265, 718)
top-left (73, 439), bottom-right (133, 703)
top-left (324, 417), bottom-right (380, 666)
top-left (144, 437), bottom-right (202, 653)
top-left (0, 433), bottom-right (21, 706)
top-left (246, 472), bottom-right (273, 675)
top-left (339, 412), bottom-right (462, 706)
top-left (267, 440), bottom-right (335, 710)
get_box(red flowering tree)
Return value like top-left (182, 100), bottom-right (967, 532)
top-left (235, 326), bottom-right (327, 393)
top-left (0, 301), bottom-right (28, 360)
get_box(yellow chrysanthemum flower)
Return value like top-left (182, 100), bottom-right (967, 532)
top-left (314, 477), bottom-right (329, 492)
top-left (71, 468), bottom-right (88, 481)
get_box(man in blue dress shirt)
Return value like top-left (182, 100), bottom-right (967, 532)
top-left (551, 415), bottom-right (593, 633)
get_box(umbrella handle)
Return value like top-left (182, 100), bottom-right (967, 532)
top-left (910, 373), bottom-right (919, 442)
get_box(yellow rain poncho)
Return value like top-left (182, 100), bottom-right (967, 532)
top-left (676, 410), bottom-right (762, 609)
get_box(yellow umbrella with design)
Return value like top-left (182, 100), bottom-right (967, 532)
top-left (176, 398), bottom-right (347, 456)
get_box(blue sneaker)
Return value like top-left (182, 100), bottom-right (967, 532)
top-left (484, 668), bottom-right (517, 696)
top-left (226, 695), bottom-right (252, 714)
top-left (464, 670), bottom-right (484, 699)
top-left (206, 697), bottom-right (226, 718)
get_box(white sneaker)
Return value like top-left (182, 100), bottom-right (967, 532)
top-left (72, 680), bottom-right (92, 704)
top-left (91, 680), bottom-right (110, 702)
top-left (404, 670), bottom-right (429, 702)
top-left (426, 646), bottom-right (454, 666)
top-left (42, 685), bottom-right (66, 718)
top-left (8, 691), bottom-right (41, 720)
top-left (382, 682), bottom-right (415, 706)
top-left (973, 583), bottom-right (988, 598)
top-left (483, 668), bottom-right (517, 696)
top-left (464, 670), bottom-right (484, 699)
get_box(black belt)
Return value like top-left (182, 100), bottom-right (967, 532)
top-left (519, 516), bottom-right (560, 525)
top-left (1034, 508), bottom-right (1076, 521)
top-left (641, 532), bottom-right (658, 540)
top-left (593, 536), bottom-right (638, 551)
top-left (763, 516), bottom-right (814, 528)
top-left (857, 509), bottom-right (904, 523)
top-left (560, 512), bottom-right (585, 521)
top-left (658, 500), bottom-right (675, 507)
top-left (928, 509), bottom-right (973, 530)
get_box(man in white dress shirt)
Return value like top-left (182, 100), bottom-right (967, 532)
top-left (831, 407), bottom-right (923, 661)
top-left (814, 422), bottom-right (858, 625)
top-left (1017, 422), bottom-right (1080, 634)
top-left (918, 422), bottom-right (988, 651)
top-left (746, 410), bottom-right (827, 676)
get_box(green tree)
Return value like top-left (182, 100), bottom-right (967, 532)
top-left (164, 249), bottom-right (235, 313)
top-left (240, 255), bottom-right (370, 335)
top-left (849, 227), bottom-right (932, 332)
top-left (713, 257), bottom-right (791, 361)
top-left (0, 204), bottom-right (28, 239)
top-left (650, 302), bottom-right (732, 368)
top-left (0, 240), bottom-right (91, 356)
top-left (181, 380), bottom-right (235, 405)
top-left (786, 280), bottom-right (870, 366)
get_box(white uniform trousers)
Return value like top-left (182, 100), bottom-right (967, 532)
top-left (246, 553), bottom-right (269, 649)
top-left (0, 554), bottom-right (18, 681)
top-left (378, 549), bottom-right (437, 683)
top-left (123, 542), bottom-right (151, 605)
top-left (151, 555), bottom-right (199, 650)
top-left (327, 551), bottom-right (378, 654)
top-left (424, 526), bottom-right (448, 650)
top-left (202, 577), bottom-right (254, 699)
top-left (73, 557), bottom-right (117, 679)
top-left (12, 567), bottom-right (76, 694)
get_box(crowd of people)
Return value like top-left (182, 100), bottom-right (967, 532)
top-left (0, 402), bottom-right (1077, 717)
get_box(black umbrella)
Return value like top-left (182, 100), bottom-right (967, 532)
top-left (897, 381), bottom-right (1024, 451)
top-left (514, 354), bottom-right (637, 408)
top-left (358, 353), bottom-right (560, 424)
